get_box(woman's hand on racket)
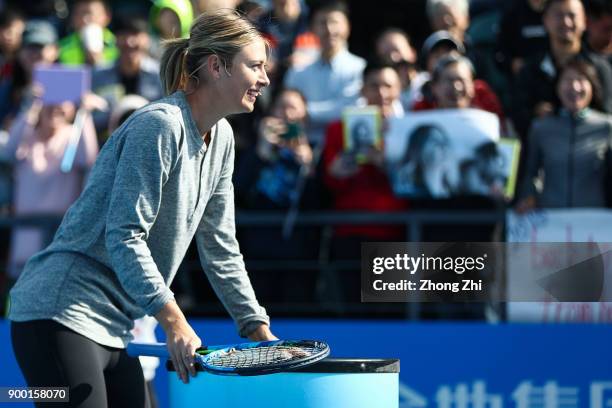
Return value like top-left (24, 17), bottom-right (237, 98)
top-left (155, 301), bottom-right (202, 383)
top-left (246, 323), bottom-right (278, 342)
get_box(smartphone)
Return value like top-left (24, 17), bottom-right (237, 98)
top-left (281, 122), bottom-right (302, 140)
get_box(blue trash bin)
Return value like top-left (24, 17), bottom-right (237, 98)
top-left (168, 358), bottom-right (399, 407)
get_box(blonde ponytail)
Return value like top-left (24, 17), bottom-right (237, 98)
top-left (160, 37), bottom-right (189, 96)
top-left (159, 10), bottom-right (267, 96)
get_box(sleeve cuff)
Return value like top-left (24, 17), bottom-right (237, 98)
top-left (144, 288), bottom-right (175, 317)
top-left (237, 311), bottom-right (271, 338)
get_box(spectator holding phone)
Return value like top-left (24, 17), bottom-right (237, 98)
top-left (235, 88), bottom-right (314, 210)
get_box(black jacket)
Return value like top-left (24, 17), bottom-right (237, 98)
top-left (496, 0), bottom-right (549, 75)
top-left (511, 48), bottom-right (612, 139)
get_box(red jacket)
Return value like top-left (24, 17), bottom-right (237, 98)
top-left (322, 121), bottom-right (408, 239)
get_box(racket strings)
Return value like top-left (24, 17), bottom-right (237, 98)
top-left (206, 345), bottom-right (322, 369)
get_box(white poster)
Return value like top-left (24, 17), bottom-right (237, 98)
top-left (384, 109), bottom-right (514, 199)
top-left (506, 209), bottom-right (612, 322)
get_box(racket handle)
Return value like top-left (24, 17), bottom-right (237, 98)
top-left (127, 342), bottom-right (169, 358)
top-left (126, 342), bottom-right (227, 357)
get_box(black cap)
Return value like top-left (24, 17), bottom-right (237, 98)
top-left (421, 30), bottom-right (465, 60)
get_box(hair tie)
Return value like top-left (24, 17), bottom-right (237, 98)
top-left (178, 47), bottom-right (190, 91)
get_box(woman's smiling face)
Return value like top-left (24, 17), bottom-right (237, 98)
top-left (218, 39), bottom-right (270, 114)
top-left (557, 67), bottom-right (593, 113)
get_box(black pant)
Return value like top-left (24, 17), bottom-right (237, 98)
top-left (11, 320), bottom-right (149, 408)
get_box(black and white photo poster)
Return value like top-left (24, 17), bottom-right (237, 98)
top-left (384, 109), bottom-right (513, 199)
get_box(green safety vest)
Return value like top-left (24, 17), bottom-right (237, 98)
top-left (58, 28), bottom-right (119, 66)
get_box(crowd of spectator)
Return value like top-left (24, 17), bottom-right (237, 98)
top-left (0, 0), bottom-right (611, 312)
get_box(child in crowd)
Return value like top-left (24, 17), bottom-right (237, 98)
top-left (0, 91), bottom-right (99, 285)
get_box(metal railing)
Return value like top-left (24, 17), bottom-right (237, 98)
top-left (236, 209), bottom-right (506, 241)
top-left (0, 209), bottom-right (507, 319)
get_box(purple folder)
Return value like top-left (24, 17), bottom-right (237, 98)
top-left (33, 64), bottom-right (91, 105)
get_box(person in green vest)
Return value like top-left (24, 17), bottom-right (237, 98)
top-left (149, 0), bottom-right (194, 59)
top-left (59, 0), bottom-right (118, 66)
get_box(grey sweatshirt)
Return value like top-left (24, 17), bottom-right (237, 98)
top-left (9, 91), bottom-right (269, 348)
top-left (520, 109), bottom-right (612, 208)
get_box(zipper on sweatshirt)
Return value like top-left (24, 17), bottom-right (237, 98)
top-left (192, 153), bottom-right (206, 218)
top-left (189, 126), bottom-right (215, 222)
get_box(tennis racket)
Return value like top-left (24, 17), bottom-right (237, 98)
top-left (127, 339), bottom-right (330, 376)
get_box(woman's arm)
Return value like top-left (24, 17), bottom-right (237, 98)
top-left (104, 110), bottom-right (178, 317)
top-left (195, 132), bottom-right (274, 340)
top-left (155, 301), bottom-right (201, 384)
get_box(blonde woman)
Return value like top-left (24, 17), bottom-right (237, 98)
top-left (9, 10), bottom-right (274, 406)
